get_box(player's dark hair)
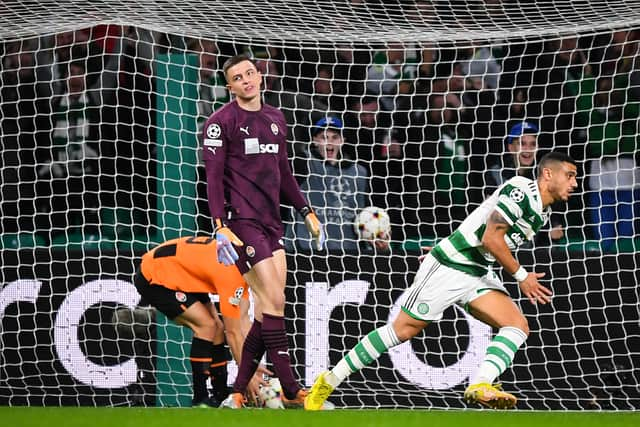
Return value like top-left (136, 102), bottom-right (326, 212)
top-left (222, 53), bottom-right (257, 81)
top-left (537, 151), bottom-right (576, 175)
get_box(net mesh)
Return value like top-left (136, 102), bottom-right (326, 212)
top-left (1, 0), bottom-right (639, 410)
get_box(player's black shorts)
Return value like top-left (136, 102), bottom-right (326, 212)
top-left (133, 269), bottom-right (210, 320)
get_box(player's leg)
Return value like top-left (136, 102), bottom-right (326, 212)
top-left (133, 271), bottom-right (221, 407)
top-left (204, 301), bottom-right (231, 402)
top-left (224, 267), bottom-right (266, 407)
top-left (174, 300), bottom-right (221, 407)
top-left (305, 310), bottom-right (427, 410)
top-left (251, 250), bottom-right (304, 405)
top-left (464, 290), bottom-right (528, 409)
top-left (305, 254), bottom-right (455, 410)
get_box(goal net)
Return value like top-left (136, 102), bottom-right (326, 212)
top-left (1, 0), bottom-right (639, 410)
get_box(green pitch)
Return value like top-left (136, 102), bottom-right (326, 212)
top-left (4, 407), bottom-right (638, 427)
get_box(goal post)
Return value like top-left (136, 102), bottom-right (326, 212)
top-left (1, 0), bottom-right (639, 410)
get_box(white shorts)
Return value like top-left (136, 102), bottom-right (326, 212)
top-left (401, 254), bottom-right (508, 321)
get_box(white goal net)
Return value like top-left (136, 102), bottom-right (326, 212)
top-left (1, 0), bottom-right (639, 410)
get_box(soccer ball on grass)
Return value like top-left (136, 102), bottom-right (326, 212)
top-left (258, 377), bottom-right (284, 409)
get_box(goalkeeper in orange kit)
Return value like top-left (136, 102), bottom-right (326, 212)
top-left (134, 235), bottom-right (272, 407)
top-left (202, 53), bottom-right (326, 409)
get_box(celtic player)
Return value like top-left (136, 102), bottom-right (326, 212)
top-left (305, 151), bottom-right (578, 410)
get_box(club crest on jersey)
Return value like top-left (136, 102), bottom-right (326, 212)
top-left (206, 123), bottom-right (221, 139)
top-left (417, 302), bottom-right (430, 315)
top-left (271, 123), bottom-right (279, 135)
top-left (228, 287), bottom-right (244, 306)
top-left (246, 246), bottom-right (255, 258)
top-left (509, 188), bottom-right (525, 203)
top-left (175, 291), bottom-right (187, 303)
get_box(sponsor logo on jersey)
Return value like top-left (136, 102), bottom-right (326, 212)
top-left (206, 123), bottom-right (221, 139)
top-left (271, 123), bottom-right (279, 135)
top-left (509, 187), bottom-right (525, 203)
top-left (228, 286), bottom-right (244, 306)
top-left (244, 138), bottom-right (279, 154)
top-left (240, 126), bottom-right (249, 135)
top-left (510, 232), bottom-right (524, 246)
top-left (175, 291), bottom-right (187, 303)
top-left (246, 246), bottom-right (255, 258)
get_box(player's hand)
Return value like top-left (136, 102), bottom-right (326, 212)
top-left (255, 363), bottom-right (273, 378)
top-left (373, 231), bottom-right (391, 251)
top-left (246, 367), bottom-right (272, 406)
top-left (214, 220), bottom-right (244, 266)
top-left (549, 224), bottom-right (564, 240)
top-left (246, 374), bottom-right (264, 406)
top-left (418, 245), bottom-right (433, 263)
top-left (518, 272), bottom-right (552, 305)
top-left (301, 206), bottom-right (326, 250)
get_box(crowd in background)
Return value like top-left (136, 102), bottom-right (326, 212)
top-left (1, 23), bottom-right (639, 251)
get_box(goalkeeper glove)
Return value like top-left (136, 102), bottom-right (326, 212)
top-left (214, 219), bottom-right (244, 266)
top-left (300, 206), bottom-right (326, 250)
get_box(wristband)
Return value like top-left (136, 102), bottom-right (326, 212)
top-left (299, 205), bottom-right (312, 218)
top-left (513, 266), bottom-right (528, 282)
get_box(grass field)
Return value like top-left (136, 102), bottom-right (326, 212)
top-left (3, 407), bottom-right (639, 427)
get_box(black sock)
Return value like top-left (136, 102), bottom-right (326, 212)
top-left (190, 337), bottom-right (213, 402)
top-left (210, 343), bottom-right (229, 401)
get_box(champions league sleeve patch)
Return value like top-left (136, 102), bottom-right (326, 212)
top-left (204, 123), bottom-right (222, 147)
top-left (509, 187), bottom-right (525, 203)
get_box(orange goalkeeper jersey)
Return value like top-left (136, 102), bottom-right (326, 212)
top-left (139, 236), bottom-right (248, 318)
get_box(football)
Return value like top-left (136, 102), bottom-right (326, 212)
top-left (354, 206), bottom-right (391, 241)
top-left (258, 377), bottom-right (284, 409)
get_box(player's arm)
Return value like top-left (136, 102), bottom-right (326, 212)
top-left (203, 121), bottom-right (244, 265)
top-left (278, 142), bottom-right (326, 250)
top-left (482, 210), bottom-right (552, 305)
top-left (203, 121), bottom-right (227, 223)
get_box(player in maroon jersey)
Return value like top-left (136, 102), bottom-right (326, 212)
top-left (202, 53), bottom-right (325, 408)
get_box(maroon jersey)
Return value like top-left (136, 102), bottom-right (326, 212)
top-left (203, 100), bottom-right (306, 232)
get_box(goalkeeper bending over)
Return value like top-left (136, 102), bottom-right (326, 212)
top-left (134, 236), bottom-right (272, 407)
top-left (305, 151), bottom-right (577, 410)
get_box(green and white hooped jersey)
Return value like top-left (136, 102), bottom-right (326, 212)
top-left (431, 176), bottom-right (551, 277)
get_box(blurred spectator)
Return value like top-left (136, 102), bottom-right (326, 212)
top-left (366, 42), bottom-right (418, 110)
top-left (1, 39), bottom-right (50, 235)
top-left (330, 43), bottom-right (370, 99)
top-left (36, 60), bottom-right (100, 236)
top-left (37, 29), bottom-right (105, 101)
top-left (425, 93), bottom-right (469, 237)
top-left (266, 62), bottom-right (345, 148)
top-left (545, 36), bottom-right (595, 150)
top-left (486, 122), bottom-right (565, 244)
top-left (188, 38), bottom-right (229, 132)
top-left (287, 116), bottom-right (388, 253)
top-left (459, 43), bottom-right (502, 90)
top-left (485, 122), bottom-right (539, 194)
top-left (187, 37), bottom-right (229, 234)
top-left (311, 65), bottom-right (347, 113)
top-left (98, 26), bottom-right (155, 241)
top-left (585, 75), bottom-right (640, 250)
top-left (342, 96), bottom-right (390, 164)
top-left (256, 51), bottom-right (311, 155)
top-left (343, 96), bottom-right (411, 239)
